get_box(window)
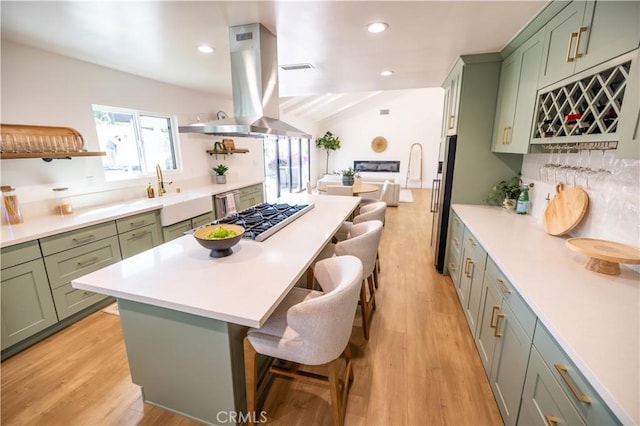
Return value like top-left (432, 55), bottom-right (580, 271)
top-left (92, 105), bottom-right (180, 180)
top-left (264, 136), bottom-right (310, 201)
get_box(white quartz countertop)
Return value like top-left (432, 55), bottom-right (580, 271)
top-left (72, 193), bottom-right (360, 329)
top-left (452, 204), bottom-right (639, 426)
top-left (0, 180), bottom-right (263, 248)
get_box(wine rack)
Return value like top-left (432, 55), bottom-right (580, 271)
top-left (532, 60), bottom-right (631, 141)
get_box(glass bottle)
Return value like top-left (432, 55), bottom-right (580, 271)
top-left (1, 186), bottom-right (24, 224)
top-left (516, 186), bottom-right (530, 215)
top-left (53, 187), bottom-right (73, 215)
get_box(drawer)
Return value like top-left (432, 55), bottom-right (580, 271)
top-left (520, 346), bottom-right (584, 426)
top-left (119, 223), bottom-right (162, 259)
top-left (43, 236), bottom-right (122, 289)
top-left (485, 256), bottom-right (536, 339)
top-left (1, 240), bottom-right (41, 269)
top-left (52, 282), bottom-right (108, 320)
top-left (239, 184), bottom-right (263, 197)
top-left (191, 211), bottom-right (214, 228)
top-left (40, 221), bottom-right (117, 256)
top-left (533, 323), bottom-right (621, 425)
top-left (449, 211), bottom-right (464, 255)
top-left (162, 219), bottom-right (192, 242)
top-left (116, 210), bottom-right (158, 233)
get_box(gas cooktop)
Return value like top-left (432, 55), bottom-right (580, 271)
top-left (192, 202), bottom-right (314, 242)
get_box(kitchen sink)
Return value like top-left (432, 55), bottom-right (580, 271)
top-left (157, 191), bottom-right (213, 226)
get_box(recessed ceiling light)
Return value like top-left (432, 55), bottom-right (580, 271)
top-left (380, 70), bottom-right (394, 77)
top-left (197, 45), bottom-right (214, 54)
top-left (367, 22), bottom-right (389, 33)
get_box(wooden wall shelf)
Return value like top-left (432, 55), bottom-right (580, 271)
top-left (206, 148), bottom-right (250, 156)
top-left (0, 123), bottom-right (105, 160)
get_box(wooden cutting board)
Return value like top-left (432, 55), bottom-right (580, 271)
top-left (543, 183), bottom-right (589, 236)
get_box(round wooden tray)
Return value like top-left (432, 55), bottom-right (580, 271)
top-left (543, 183), bottom-right (589, 236)
top-left (566, 238), bottom-right (640, 275)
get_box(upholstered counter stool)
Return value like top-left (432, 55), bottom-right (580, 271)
top-left (243, 255), bottom-right (363, 426)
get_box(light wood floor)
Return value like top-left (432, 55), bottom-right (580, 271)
top-left (1, 189), bottom-right (502, 426)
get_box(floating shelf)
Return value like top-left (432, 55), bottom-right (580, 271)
top-left (0, 123), bottom-right (105, 161)
top-left (206, 148), bottom-right (249, 156)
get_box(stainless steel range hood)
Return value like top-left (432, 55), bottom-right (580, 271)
top-left (179, 23), bottom-right (310, 139)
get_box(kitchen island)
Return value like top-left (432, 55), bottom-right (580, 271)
top-left (72, 193), bottom-right (360, 425)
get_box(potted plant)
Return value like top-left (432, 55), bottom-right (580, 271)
top-left (341, 167), bottom-right (359, 186)
top-left (213, 164), bottom-right (229, 184)
top-left (484, 174), bottom-right (523, 209)
top-left (315, 131), bottom-right (341, 174)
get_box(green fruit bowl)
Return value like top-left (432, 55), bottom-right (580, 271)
top-left (193, 224), bottom-right (245, 258)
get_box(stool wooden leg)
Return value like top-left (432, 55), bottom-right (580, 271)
top-left (328, 359), bottom-right (344, 426)
top-left (306, 266), bottom-right (315, 289)
top-left (359, 280), bottom-right (370, 340)
top-left (374, 251), bottom-right (381, 288)
top-left (243, 337), bottom-right (258, 426)
top-left (368, 275), bottom-right (376, 311)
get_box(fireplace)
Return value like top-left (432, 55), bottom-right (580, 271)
top-left (354, 160), bottom-right (400, 173)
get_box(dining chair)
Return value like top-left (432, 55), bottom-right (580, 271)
top-left (243, 255), bottom-right (363, 426)
top-left (326, 185), bottom-right (354, 196)
top-left (358, 180), bottom-right (390, 212)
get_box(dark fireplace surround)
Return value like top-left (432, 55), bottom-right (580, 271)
top-left (354, 160), bottom-right (400, 173)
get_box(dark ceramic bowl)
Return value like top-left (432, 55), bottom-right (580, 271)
top-left (193, 224), bottom-right (245, 258)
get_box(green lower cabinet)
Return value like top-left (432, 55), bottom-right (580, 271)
top-left (490, 301), bottom-right (532, 426)
top-left (119, 223), bottom-right (162, 258)
top-left (238, 183), bottom-right (264, 211)
top-left (162, 219), bottom-right (193, 242)
top-left (191, 211), bottom-right (214, 228)
top-left (1, 258), bottom-right (58, 350)
top-left (475, 276), bottom-right (503, 375)
top-left (51, 283), bottom-right (107, 320)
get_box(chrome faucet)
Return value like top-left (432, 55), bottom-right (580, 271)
top-left (155, 164), bottom-right (173, 196)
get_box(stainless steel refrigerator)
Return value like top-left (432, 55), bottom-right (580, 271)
top-left (430, 135), bottom-right (457, 273)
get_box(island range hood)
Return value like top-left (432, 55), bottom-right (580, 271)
top-left (179, 23), bottom-right (311, 139)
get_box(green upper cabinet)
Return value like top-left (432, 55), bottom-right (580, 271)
top-left (539, 1), bottom-right (640, 89)
top-left (617, 50), bottom-right (640, 159)
top-left (441, 59), bottom-right (464, 137)
top-left (492, 29), bottom-right (545, 153)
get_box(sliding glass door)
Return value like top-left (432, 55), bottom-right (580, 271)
top-left (264, 136), bottom-right (310, 201)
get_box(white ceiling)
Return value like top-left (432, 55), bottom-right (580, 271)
top-left (1, 1), bottom-right (547, 122)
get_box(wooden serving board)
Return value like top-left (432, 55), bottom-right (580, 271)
top-left (566, 238), bottom-right (640, 275)
top-left (543, 183), bottom-right (589, 236)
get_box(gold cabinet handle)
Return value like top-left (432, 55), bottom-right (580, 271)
top-left (72, 233), bottom-right (96, 243)
top-left (77, 255), bottom-right (99, 267)
top-left (129, 219), bottom-right (146, 227)
top-left (467, 260), bottom-right (474, 278)
top-left (468, 238), bottom-right (476, 247)
top-left (502, 127), bottom-right (509, 144)
top-left (448, 262), bottom-right (457, 273)
top-left (504, 126), bottom-right (512, 145)
top-left (566, 31), bottom-right (578, 62)
top-left (495, 278), bottom-right (512, 294)
top-left (574, 26), bottom-right (588, 59)
top-left (545, 415), bottom-right (559, 426)
top-left (131, 230), bottom-right (149, 239)
top-left (448, 115), bottom-right (455, 129)
top-left (464, 257), bottom-right (471, 277)
top-left (494, 313), bottom-right (505, 337)
top-left (82, 290), bottom-right (92, 296)
top-left (554, 364), bottom-right (592, 404)
top-left (452, 237), bottom-right (460, 248)
top-left (490, 305), bottom-right (500, 328)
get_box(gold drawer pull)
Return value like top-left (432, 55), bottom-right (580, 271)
top-left (555, 364), bottom-right (591, 404)
top-left (72, 233), bottom-right (95, 243)
top-left (77, 256), bottom-right (99, 267)
top-left (448, 115), bottom-right (455, 129)
top-left (494, 313), bottom-right (505, 337)
top-left (448, 262), bottom-right (457, 273)
top-left (452, 237), bottom-right (460, 247)
top-left (490, 305), bottom-right (500, 328)
top-left (504, 126), bottom-right (512, 145)
top-left (464, 258), bottom-right (471, 277)
top-left (129, 219), bottom-right (146, 227)
top-left (574, 26), bottom-right (588, 59)
top-left (468, 238), bottom-right (476, 247)
top-left (495, 278), bottom-right (512, 294)
top-left (467, 260), bottom-right (474, 278)
top-left (82, 291), bottom-right (92, 296)
top-left (566, 31), bottom-right (578, 62)
top-left (545, 415), bottom-right (559, 426)
top-left (131, 230), bottom-right (149, 239)
top-left (502, 127), bottom-right (509, 144)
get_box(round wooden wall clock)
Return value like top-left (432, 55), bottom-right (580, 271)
top-left (371, 136), bottom-right (388, 153)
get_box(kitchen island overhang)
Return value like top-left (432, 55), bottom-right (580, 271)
top-left (72, 193), bottom-right (361, 425)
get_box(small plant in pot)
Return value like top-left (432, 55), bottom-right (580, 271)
top-left (341, 167), bottom-right (359, 186)
top-left (484, 174), bottom-right (522, 209)
top-left (213, 164), bottom-right (229, 184)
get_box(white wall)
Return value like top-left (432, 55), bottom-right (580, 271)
top-left (0, 40), bottom-right (266, 210)
top-left (316, 88), bottom-right (444, 188)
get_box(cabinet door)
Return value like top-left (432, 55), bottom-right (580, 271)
top-left (490, 301), bottom-right (532, 426)
top-left (617, 50), bottom-right (640, 159)
top-left (574, 0), bottom-right (640, 75)
top-left (475, 273), bottom-right (502, 375)
top-left (52, 283), bottom-right (108, 321)
top-left (162, 219), bottom-right (192, 242)
top-left (492, 52), bottom-right (521, 152)
top-left (442, 60), bottom-right (463, 136)
top-left (465, 237), bottom-right (487, 337)
top-left (539, 2), bottom-right (588, 88)
top-left (1, 259), bottom-right (58, 350)
top-left (191, 211), bottom-right (214, 228)
top-left (519, 347), bottom-right (584, 426)
top-left (119, 223), bottom-right (162, 259)
top-left (456, 230), bottom-right (473, 308)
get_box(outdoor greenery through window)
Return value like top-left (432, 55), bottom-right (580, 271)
top-left (92, 105), bottom-right (179, 180)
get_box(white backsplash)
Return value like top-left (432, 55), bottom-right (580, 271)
top-left (521, 153), bottom-right (640, 272)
